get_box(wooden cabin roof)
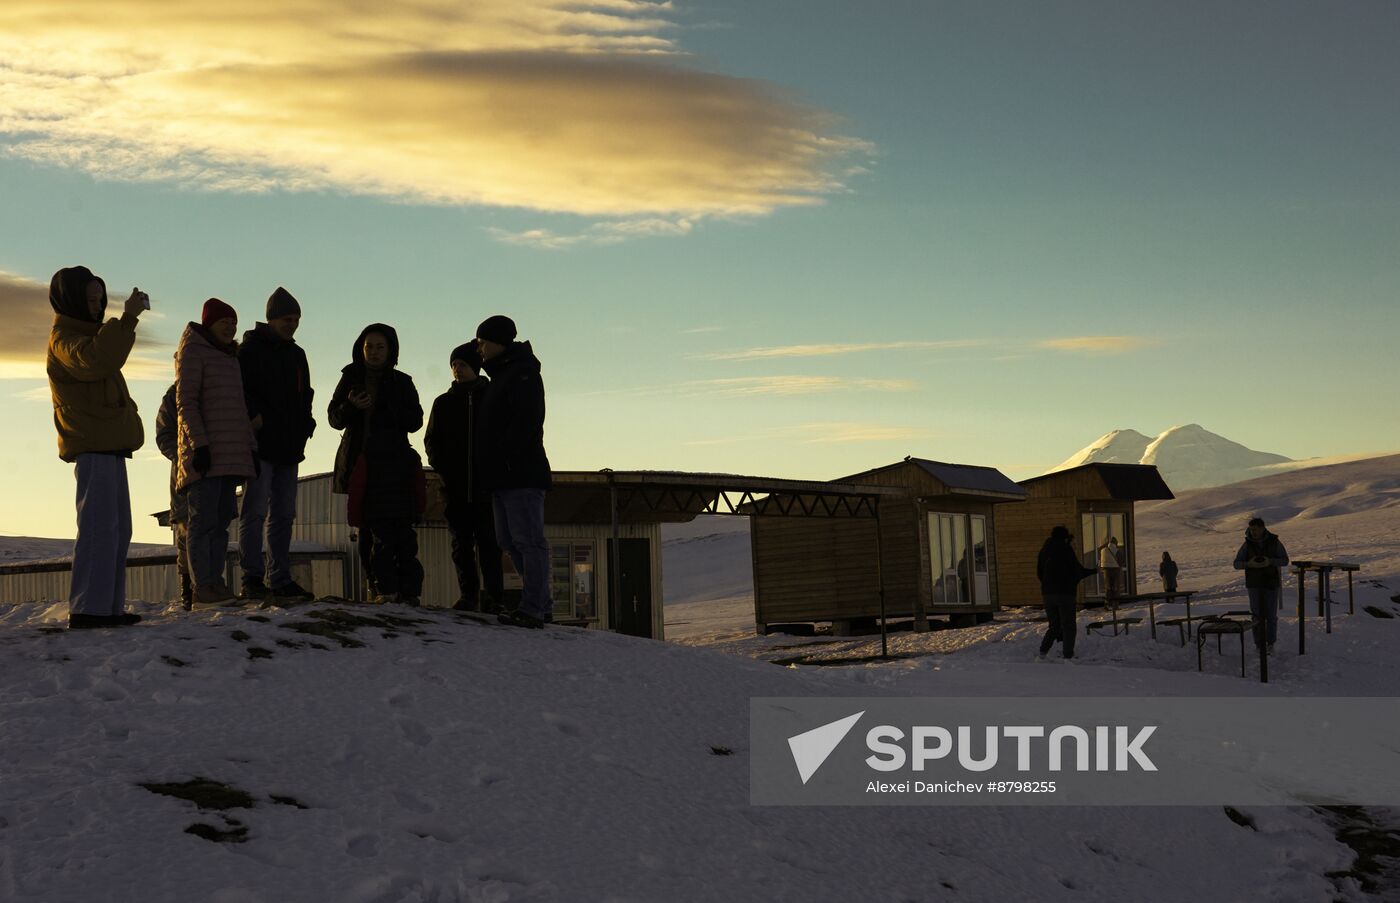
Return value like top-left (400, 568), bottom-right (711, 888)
top-left (839, 458), bottom-right (1027, 501)
top-left (1019, 463), bottom-right (1175, 501)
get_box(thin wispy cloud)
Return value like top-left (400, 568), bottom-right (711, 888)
top-left (682, 421), bottom-right (932, 446)
top-left (571, 375), bottom-right (914, 399)
top-left (488, 217), bottom-right (693, 249)
top-left (1039, 336), bottom-right (1159, 355)
top-left (0, 2), bottom-right (870, 232)
top-left (680, 326), bottom-right (724, 335)
top-left (692, 340), bottom-right (989, 361)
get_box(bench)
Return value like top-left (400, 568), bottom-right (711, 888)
top-left (1085, 616), bottom-right (1143, 636)
top-left (1196, 617), bottom-right (1262, 679)
top-left (1157, 615), bottom-right (1218, 647)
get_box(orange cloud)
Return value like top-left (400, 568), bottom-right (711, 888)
top-left (0, 2), bottom-right (870, 221)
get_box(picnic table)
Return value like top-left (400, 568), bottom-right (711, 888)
top-left (1290, 560), bottom-right (1361, 654)
top-left (1196, 616), bottom-right (1267, 683)
top-left (1089, 590), bottom-right (1198, 640)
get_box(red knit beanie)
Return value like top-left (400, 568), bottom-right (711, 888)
top-left (201, 298), bottom-right (237, 328)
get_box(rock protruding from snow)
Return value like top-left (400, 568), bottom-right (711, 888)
top-left (1054, 424), bottom-right (1293, 490)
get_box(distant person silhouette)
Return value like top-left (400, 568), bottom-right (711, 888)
top-left (176, 299), bottom-right (256, 609)
top-left (46, 266), bottom-right (149, 628)
top-left (1037, 526), bottom-right (1097, 660)
top-left (1159, 551), bottom-right (1179, 593)
top-left (1233, 517), bottom-right (1290, 653)
top-left (475, 315), bottom-right (553, 629)
top-left (328, 324), bottom-right (425, 606)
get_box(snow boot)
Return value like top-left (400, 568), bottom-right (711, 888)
top-left (270, 580), bottom-right (316, 602)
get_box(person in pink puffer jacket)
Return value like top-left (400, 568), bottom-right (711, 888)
top-left (176, 298), bottom-right (256, 607)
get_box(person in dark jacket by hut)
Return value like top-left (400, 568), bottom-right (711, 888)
top-left (328, 324), bottom-right (425, 605)
top-left (155, 384), bottom-right (192, 609)
top-left (475, 315), bottom-right (553, 628)
top-left (236, 287), bottom-right (316, 602)
top-left (424, 342), bottom-right (504, 613)
top-left (1232, 517), bottom-right (1290, 653)
top-left (47, 266), bottom-right (149, 628)
top-left (1036, 525), bottom-right (1098, 660)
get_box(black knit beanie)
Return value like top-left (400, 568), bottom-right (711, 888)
top-left (475, 315), bottom-right (517, 346)
top-left (450, 342), bottom-right (483, 371)
top-left (266, 286), bottom-right (301, 320)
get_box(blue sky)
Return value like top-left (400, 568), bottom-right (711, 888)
top-left (2, 0), bottom-right (1397, 541)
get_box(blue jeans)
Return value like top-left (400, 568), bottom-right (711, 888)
top-left (238, 459), bottom-right (298, 588)
top-left (70, 454), bottom-right (132, 616)
top-left (1247, 586), bottom-right (1280, 648)
top-left (185, 476), bottom-right (239, 588)
top-left (493, 489), bottom-right (551, 620)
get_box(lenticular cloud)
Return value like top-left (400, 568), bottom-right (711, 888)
top-left (0, 0), bottom-right (870, 218)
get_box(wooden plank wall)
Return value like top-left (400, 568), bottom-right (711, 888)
top-left (993, 497), bottom-right (1077, 606)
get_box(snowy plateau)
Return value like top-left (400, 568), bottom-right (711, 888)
top-left (2, 454), bottom-right (1400, 901)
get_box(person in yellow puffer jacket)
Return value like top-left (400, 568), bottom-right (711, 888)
top-left (46, 265), bottom-right (149, 628)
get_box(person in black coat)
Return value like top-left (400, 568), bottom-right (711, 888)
top-left (236, 287), bottom-right (316, 600)
top-left (1036, 525), bottom-right (1098, 660)
top-left (154, 383), bottom-right (191, 608)
top-left (425, 342), bottom-right (505, 613)
top-left (475, 315), bottom-right (553, 628)
top-left (328, 323), bottom-right (425, 605)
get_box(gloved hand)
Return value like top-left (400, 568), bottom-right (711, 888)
top-left (192, 446), bottom-right (211, 476)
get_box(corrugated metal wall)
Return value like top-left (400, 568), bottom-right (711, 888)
top-left (1, 474), bottom-right (668, 637)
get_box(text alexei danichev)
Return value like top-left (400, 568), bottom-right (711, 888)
top-left (865, 780), bottom-right (1058, 794)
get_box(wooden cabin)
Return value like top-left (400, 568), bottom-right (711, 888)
top-left (993, 463), bottom-right (1175, 606)
top-left (750, 458), bottom-right (1027, 633)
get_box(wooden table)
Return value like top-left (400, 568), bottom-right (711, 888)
top-left (1290, 561), bottom-right (1361, 654)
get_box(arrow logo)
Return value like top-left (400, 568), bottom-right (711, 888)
top-left (787, 711), bottom-right (865, 784)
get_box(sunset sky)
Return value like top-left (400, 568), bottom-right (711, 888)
top-left (2, 0), bottom-right (1398, 542)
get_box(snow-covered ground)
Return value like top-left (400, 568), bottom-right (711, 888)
top-left (2, 457), bottom-right (1398, 901)
top-left (2, 595), bottom-right (1396, 902)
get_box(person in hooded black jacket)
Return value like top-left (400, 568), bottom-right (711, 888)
top-left (328, 323), bottom-right (425, 605)
top-left (1036, 525), bottom-right (1097, 659)
top-left (424, 342), bottom-right (504, 612)
top-left (236, 287), bottom-right (316, 600)
top-left (475, 315), bottom-right (553, 628)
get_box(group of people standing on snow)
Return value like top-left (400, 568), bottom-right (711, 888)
top-left (45, 264), bottom-right (554, 630)
top-left (1034, 521), bottom-right (1290, 660)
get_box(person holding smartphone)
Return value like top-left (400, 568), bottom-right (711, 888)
top-left (328, 323), bottom-right (425, 605)
top-left (46, 266), bottom-right (149, 628)
top-left (1233, 516), bottom-right (1290, 653)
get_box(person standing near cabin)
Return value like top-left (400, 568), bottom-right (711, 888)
top-left (1233, 517), bottom-right (1289, 653)
top-left (176, 299), bottom-right (257, 609)
top-left (1037, 525), bottom-right (1097, 660)
top-left (328, 324), bottom-right (425, 606)
top-left (236, 287), bottom-right (316, 602)
top-left (475, 315), bottom-right (553, 629)
top-left (1097, 536), bottom-right (1123, 600)
top-left (154, 383), bottom-right (192, 609)
top-left (46, 266), bottom-right (148, 628)
top-left (425, 342), bottom-right (504, 613)
top-left (1159, 551), bottom-right (1179, 594)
